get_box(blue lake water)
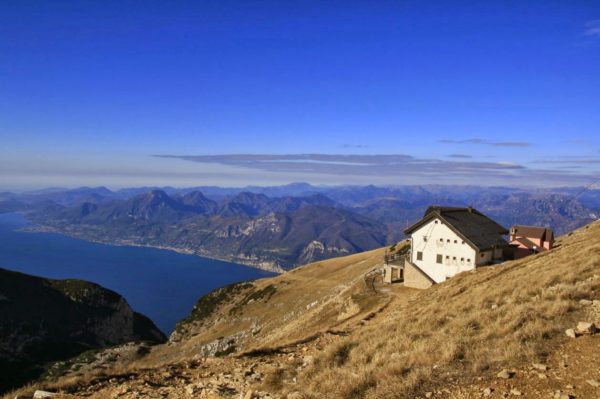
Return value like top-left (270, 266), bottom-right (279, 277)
top-left (0, 213), bottom-right (275, 335)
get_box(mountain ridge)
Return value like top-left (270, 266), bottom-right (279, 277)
top-left (0, 268), bottom-right (165, 393)
top-left (21, 191), bottom-right (387, 271)
top-left (2, 184), bottom-right (598, 271)
top-left (5, 219), bottom-right (599, 398)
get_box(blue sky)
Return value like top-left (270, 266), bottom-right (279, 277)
top-left (1, 1), bottom-right (599, 190)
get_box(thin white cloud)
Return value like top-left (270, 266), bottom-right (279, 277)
top-left (448, 154), bottom-right (473, 159)
top-left (438, 138), bottom-right (531, 147)
top-left (584, 19), bottom-right (600, 37)
top-left (155, 153), bottom-right (598, 187)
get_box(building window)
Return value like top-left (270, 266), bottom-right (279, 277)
top-left (452, 256), bottom-right (456, 260)
top-left (454, 240), bottom-right (457, 244)
top-left (423, 236), bottom-right (427, 242)
top-left (417, 251), bottom-right (423, 261)
top-left (446, 255), bottom-right (450, 259)
top-left (436, 254), bottom-right (443, 264)
top-left (439, 238), bottom-right (443, 242)
top-left (462, 241), bottom-right (465, 244)
top-left (446, 239), bottom-right (450, 243)
top-left (481, 253), bottom-right (485, 258)
top-left (467, 258), bottom-right (471, 263)
top-left (435, 220), bottom-right (439, 224)
top-left (460, 257), bottom-right (464, 261)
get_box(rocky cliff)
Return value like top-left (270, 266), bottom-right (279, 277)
top-left (7, 221), bottom-right (599, 399)
top-left (0, 268), bottom-right (166, 393)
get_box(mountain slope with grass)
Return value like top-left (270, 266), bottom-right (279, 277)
top-left (0, 269), bottom-right (166, 394)
top-left (24, 191), bottom-right (388, 271)
top-left (4, 221), bottom-right (600, 399)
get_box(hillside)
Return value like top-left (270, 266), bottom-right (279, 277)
top-left (23, 191), bottom-right (388, 271)
top-left (0, 269), bottom-right (166, 393)
top-left (5, 220), bottom-right (599, 398)
top-left (3, 185), bottom-right (597, 273)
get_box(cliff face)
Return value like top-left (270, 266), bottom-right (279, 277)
top-left (4, 221), bottom-right (600, 399)
top-left (0, 268), bottom-right (166, 393)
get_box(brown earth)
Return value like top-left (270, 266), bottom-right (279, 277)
top-left (4, 222), bottom-right (600, 399)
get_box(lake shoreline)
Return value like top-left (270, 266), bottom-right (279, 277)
top-left (22, 224), bottom-right (286, 274)
top-left (0, 212), bottom-right (276, 334)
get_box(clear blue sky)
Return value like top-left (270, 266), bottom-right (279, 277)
top-left (1, 1), bottom-right (599, 190)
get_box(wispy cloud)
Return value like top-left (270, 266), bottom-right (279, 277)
top-left (584, 19), bottom-right (600, 37)
top-left (153, 153), bottom-right (600, 187)
top-left (157, 154), bottom-right (524, 177)
top-left (439, 138), bottom-right (531, 147)
top-left (532, 156), bottom-right (600, 165)
top-left (448, 154), bottom-right (472, 158)
top-left (492, 141), bottom-right (532, 148)
top-left (565, 139), bottom-right (587, 145)
top-left (341, 143), bottom-right (369, 149)
top-left (439, 138), bottom-right (487, 145)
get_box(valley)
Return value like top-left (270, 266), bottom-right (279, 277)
top-left (4, 3), bottom-right (599, 398)
top-left (4, 219), bottom-right (599, 398)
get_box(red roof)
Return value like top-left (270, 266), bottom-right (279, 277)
top-left (511, 225), bottom-right (553, 241)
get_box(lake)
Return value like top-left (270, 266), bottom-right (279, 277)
top-left (0, 212), bottom-right (275, 335)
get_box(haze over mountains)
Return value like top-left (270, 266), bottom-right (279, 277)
top-left (1, 183), bottom-right (598, 271)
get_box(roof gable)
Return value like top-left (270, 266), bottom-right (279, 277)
top-left (405, 206), bottom-right (509, 251)
top-left (511, 225), bottom-right (553, 241)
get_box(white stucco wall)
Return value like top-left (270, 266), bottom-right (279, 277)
top-left (476, 249), bottom-right (492, 265)
top-left (409, 218), bottom-right (477, 283)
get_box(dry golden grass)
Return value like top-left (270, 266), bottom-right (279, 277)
top-left (1, 357), bottom-right (146, 399)
top-left (2, 244), bottom-right (402, 398)
top-left (157, 245), bottom-right (397, 364)
top-left (299, 221), bottom-right (600, 398)
top-left (4, 222), bottom-right (599, 399)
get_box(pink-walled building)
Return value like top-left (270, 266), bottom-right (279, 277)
top-left (509, 225), bottom-right (554, 259)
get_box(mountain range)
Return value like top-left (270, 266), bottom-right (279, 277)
top-left (7, 219), bottom-right (600, 398)
top-left (1, 183), bottom-right (598, 270)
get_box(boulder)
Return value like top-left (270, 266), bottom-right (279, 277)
top-left (579, 299), bottom-right (593, 306)
top-left (532, 363), bottom-right (548, 371)
top-left (497, 369), bottom-right (515, 379)
top-left (302, 355), bottom-right (314, 366)
top-left (565, 328), bottom-right (577, 338)
top-left (587, 379), bottom-right (600, 388)
top-left (575, 322), bottom-right (597, 335)
top-left (33, 392), bottom-right (57, 399)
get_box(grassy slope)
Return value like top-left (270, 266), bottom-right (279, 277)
top-left (301, 220), bottom-right (600, 398)
top-left (151, 244), bottom-right (401, 367)
top-left (4, 222), bottom-right (599, 398)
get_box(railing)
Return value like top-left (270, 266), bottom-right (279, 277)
top-left (384, 252), bottom-right (408, 265)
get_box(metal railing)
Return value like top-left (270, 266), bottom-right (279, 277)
top-left (384, 252), bottom-right (408, 265)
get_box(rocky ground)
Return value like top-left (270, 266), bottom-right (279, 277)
top-left (13, 294), bottom-right (600, 399)
top-left (439, 300), bottom-right (600, 399)
top-left (18, 321), bottom-right (371, 398)
top-left (6, 222), bottom-right (600, 399)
